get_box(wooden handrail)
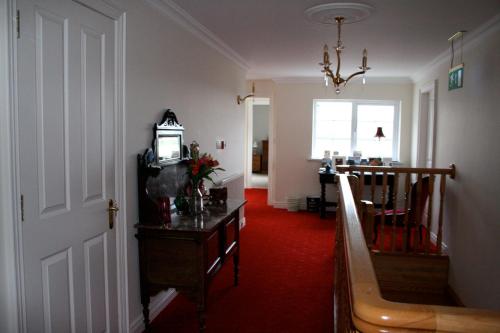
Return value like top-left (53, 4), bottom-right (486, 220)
top-left (337, 174), bottom-right (500, 332)
top-left (336, 164), bottom-right (456, 254)
top-left (336, 164), bottom-right (456, 179)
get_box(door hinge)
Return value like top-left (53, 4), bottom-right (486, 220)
top-left (16, 10), bottom-right (20, 39)
top-left (20, 194), bottom-right (25, 222)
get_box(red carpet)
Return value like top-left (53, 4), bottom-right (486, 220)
top-left (149, 189), bottom-right (336, 332)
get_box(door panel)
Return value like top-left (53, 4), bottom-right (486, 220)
top-left (84, 234), bottom-right (109, 333)
top-left (81, 27), bottom-right (106, 204)
top-left (41, 249), bottom-right (75, 333)
top-left (35, 8), bottom-right (70, 217)
top-left (18, 0), bottom-right (117, 331)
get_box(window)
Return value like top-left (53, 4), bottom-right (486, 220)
top-left (311, 100), bottom-right (400, 160)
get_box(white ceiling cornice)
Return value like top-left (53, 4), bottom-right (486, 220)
top-left (144, 0), bottom-right (250, 70)
top-left (411, 13), bottom-right (500, 83)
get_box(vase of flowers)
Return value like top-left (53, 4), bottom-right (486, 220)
top-left (186, 141), bottom-right (224, 215)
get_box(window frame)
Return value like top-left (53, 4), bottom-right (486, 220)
top-left (311, 99), bottom-right (401, 160)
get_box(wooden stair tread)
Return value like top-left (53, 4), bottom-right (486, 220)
top-left (370, 251), bottom-right (464, 307)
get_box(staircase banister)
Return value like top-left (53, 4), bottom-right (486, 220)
top-left (338, 174), bottom-right (500, 332)
top-left (336, 164), bottom-right (456, 179)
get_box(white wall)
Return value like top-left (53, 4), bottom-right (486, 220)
top-left (411, 20), bottom-right (500, 309)
top-left (270, 80), bottom-right (413, 206)
top-left (122, 0), bottom-right (246, 328)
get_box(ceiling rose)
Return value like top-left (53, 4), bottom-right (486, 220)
top-left (304, 2), bottom-right (374, 24)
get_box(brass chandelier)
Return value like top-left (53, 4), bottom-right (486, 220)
top-left (320, 16), bottom-right (370, 94)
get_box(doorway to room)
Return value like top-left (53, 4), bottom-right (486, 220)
top-left (417, 81), bottom-right (437, 168)
top-left (245, 98), bottom-right (270, 189)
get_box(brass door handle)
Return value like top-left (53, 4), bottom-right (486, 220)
top-left (108, 199), bottom-right (119, 229)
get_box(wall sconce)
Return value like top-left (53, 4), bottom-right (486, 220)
top-left (237, 82), bottom-right (255, 105)
top-left (374, 127), bottom-right (385, 140)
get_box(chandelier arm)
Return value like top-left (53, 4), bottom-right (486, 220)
top-left (324, 66), bottom-right (334, 80)
top-left (345, 70), bottom-right (366, 84)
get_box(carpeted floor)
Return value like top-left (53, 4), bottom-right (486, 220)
top-left (149, 189), bottom-right (336, 332)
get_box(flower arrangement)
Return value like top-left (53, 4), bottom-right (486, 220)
top-left (187, 141), bottom-right (225, 188)
top-left (182, 141), bottom-right (224, 215)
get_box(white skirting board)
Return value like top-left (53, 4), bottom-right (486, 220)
top-left (273, 201), bottom-right (308, 210)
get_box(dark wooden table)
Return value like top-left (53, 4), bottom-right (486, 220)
top-left (319, 170), bottom-right (337, 218)
top-left (319, 171), bottom-right (395, 218)
top-left (135, 199), bottom-right (246, 332)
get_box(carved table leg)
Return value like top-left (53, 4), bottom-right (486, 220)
top-left (197, 297), bottom-right (207, 332)
top-left (233, 251), bottom-right (240, 286)
top-left (137, 236), bottom-right (151, 331)
top-left (141, 294), bottom-right (151, 331)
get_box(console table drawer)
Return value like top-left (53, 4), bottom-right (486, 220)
top-left (224, 217), bottom-right (238, 255)
top-left (145, 237), bottom-right (198, 287)
top-left (206, 230), bottom-right (222, 275)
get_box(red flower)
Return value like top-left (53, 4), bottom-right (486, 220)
top-left (186, 150), bottom-right (225, 186)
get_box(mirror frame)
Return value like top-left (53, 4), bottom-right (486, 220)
top-left (154, 109), bottom-right (184, 165)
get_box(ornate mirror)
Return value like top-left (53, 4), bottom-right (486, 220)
top-left (154, 109), bottom-right (184, 165)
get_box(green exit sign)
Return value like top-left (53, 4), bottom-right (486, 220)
top-left (448, 64), bottom-right (464, 90)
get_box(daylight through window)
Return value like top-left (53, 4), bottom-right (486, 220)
top-left (311, 100), bottom-right (400, 160)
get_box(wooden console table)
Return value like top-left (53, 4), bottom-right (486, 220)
top-left (319, 171), bottom-right (395, 219)
top-left (135, 199), bottom-right (246, 332)
top-left (319, 170), bottom-right (337, 219)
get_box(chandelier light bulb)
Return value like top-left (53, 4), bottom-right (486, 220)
top-left (362, 75), bottom-right (366, 85)
top-left (335, 88), bottom-right (341, 94)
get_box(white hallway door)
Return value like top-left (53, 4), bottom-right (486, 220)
top-left (17, 0), bottom-right (118, 331)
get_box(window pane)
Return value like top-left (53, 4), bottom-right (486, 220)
top-left (313, 101), bottom-right (352, 157)
top-left (356, 104), bottom-right (394, 158)
top-left (316, 120), bottom-right (350, 138)
top-left (316, 102), bottom-right (351, 120)
top-left (312, 100), bottom-right (399, 160)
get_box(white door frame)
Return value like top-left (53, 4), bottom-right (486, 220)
top-left (244, 98), bottom-right (253, 188)
top-left (416, 80), bottom-right (437, 168)
top-left (244, 97), bottom-right (271, 189)
top-left (0, 0), bottom-right (128, 331)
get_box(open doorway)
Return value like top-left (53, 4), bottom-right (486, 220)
top-left (417, 81), bottom-right (437, 168)
top-left (245, 98), bottom-right (270, 189)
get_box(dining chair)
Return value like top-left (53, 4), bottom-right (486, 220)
top-left (373, 176), bottom-right (430, 248)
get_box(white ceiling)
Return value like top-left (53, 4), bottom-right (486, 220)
top-left (168, 0), bottom-right (500, 80)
